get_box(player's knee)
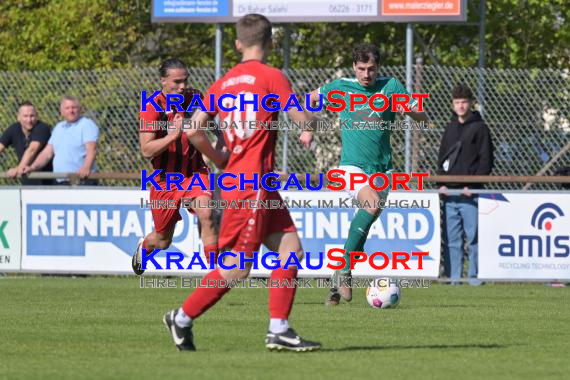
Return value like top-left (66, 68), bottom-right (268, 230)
top-left (234, 267), bottom-right (250, 280)
top-left (358, 200), bottom-right (381, 217)
top-left (221, 262), bottom-right (252, 280)
top-left (279, 249), bottom-right (304, 269)
top-left (155, 238), bottom-right (172, 250)
top-left (368, 206), bottom-right (382, 217)
top-left (359, 190), bottom-right (382, 217)
top-left (293, 250), bottom-right (304, 263)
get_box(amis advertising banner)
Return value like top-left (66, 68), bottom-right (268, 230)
top-left (479, 193), bottom-right (570, 280)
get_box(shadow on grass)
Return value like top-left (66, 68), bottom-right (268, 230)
top-left (294, 302), bottom-right (330, 305)
top-left (410, 304), bottom-right (495, 309)
top-left (293, 303), bottom-right (495, 308)
top-left (322, 343), bottom-right (512, 352)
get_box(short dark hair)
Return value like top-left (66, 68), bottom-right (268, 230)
top-left (236, 14), bottom-right (272, 48)
top-left (18, 101), bottom-right (35, 109)
top-left (159, 58), bottom-right (187, 78)
top-left (452, 83), bottom-right (474, 100)
top-left (352, 43), bottom-right (380, 65)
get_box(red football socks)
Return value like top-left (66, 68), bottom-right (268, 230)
top-left (203, 244), bottom-right (219, 265)
top-left (182, 268), bottom-right (231, 319)
top-left (268, 267), bottom-right (298, 319)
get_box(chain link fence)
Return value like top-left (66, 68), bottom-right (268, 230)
top-left (1, 65), bottom-right (568, 189)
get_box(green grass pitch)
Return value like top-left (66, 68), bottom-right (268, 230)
top-left (0, 276), bottom-right (569, 379)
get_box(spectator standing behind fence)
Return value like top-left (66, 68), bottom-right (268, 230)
top-left (23, 95), bottom-right (99, 185)
top-left (0, 102), bottom-right (53, 185)
top-left (437, 84), bottom-right (494, 286)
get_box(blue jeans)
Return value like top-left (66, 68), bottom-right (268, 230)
top-left (443, 196), bottom-right (478, 280)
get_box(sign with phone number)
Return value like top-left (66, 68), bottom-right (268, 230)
top-left (152, 0), bottom-right (466, 23)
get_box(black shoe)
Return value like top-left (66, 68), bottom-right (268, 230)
top-left (332, 271), bottom-right (352, 302)
top-left (265, 328), bottom-right (321, 352)
top-left (131, 238), bottom-right (145, 275)
top-left (324, 288), bottom-right (341, 306)
top-left (163, 309), bottom-right (196, 351)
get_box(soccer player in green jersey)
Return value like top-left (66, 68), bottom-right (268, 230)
top-left (302, 43), bottom-right (428, 306)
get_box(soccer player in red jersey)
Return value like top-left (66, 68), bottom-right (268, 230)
top-left (161, 14), bottom-right (321, 352)
top-left (132, 58), bottom-right (227, 275)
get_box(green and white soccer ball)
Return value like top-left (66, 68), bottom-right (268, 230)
top-left (366, 278), bottom-right (401, 309)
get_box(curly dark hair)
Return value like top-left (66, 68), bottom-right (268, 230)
top-left (452, 83), bottom-right (474, 100)
top-left (352, 43), bottom-right (380, 65)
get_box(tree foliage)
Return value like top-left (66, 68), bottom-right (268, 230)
top-left (0, 0), bottom-right (567, 71)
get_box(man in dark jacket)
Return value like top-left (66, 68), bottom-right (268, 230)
top-left (0, 101), bottom-right (53, 185)
top-left (437, 84), bottom-right (494, 285)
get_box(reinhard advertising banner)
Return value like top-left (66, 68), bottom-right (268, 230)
top-left (20, 189), bottom-right (198, 274)
top-left (479, 193), bottom-right (570, 280)
top-left (20, 189), bottom-right (439, 278)
top-left (284, 191), bottom-right (440, 278)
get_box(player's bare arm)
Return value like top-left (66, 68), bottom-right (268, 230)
top-left (139, 113), bottom-right (184, 159)
top-left (214, 130), bottom-right (226, 152)
top-left (308, 89), bottom-right (321, 109)
top-left (291, 91), bottom-right (325, 149)
top-left (288, 107), bottom-right (317, 149)
top-left (399, 103), bottom-right (428, 123)
top-left (187, 109), bottom-right (229, 169)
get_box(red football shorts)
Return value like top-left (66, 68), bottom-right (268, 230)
top-left (150, 171), bottom-right (212, 234)
top-left (219, 188), bottom-right (297, 256)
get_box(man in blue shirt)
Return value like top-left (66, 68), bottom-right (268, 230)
top-left (24, 95), bottom-right (99, 185)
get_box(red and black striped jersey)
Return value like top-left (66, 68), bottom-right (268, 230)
top-left (139, 89), bottom-right (207, 181)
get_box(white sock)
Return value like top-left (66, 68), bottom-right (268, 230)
top-left (175, 307), bottom-right (192, 328)
top-left (269, 318), bottom-right (289, 334)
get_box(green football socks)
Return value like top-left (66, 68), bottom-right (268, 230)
top-left (340, 209), bottom-right (378, 274)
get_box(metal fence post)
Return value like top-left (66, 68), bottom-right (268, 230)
top-left (281, 25), bottom-right (291, 172)
top-left (405, 23), bottom-right (414, 174)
